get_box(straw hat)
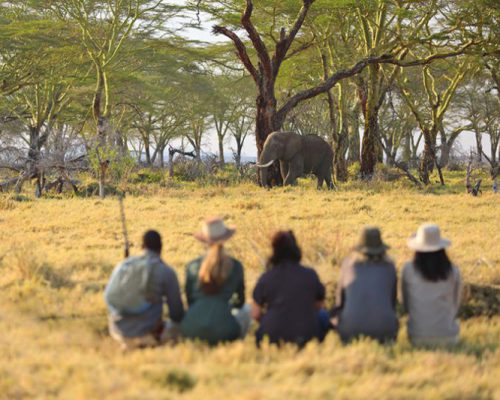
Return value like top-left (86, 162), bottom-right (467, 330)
top-left (194, 217), bottom-right (236, 244)
top-left (354, 226), bottom-right (389, 256)
top-left (407, 223), bottom-right (451, 252)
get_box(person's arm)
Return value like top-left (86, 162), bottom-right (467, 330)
top-left (233, 261), bottom-right (245, 309)
top-left (334, 260), bottom-right (347, 311)
top-left (391, 264), bottom-right (398, 310)
top-left (184, 263), bottom-right (195, 307)
top-left (252, 274), bottom-right (267, 321)
top-left (313, 269), bottom-right (326, 310)
top-left (453, 266), bottom-right (462, 316)
top-left (164, 268), bottom-right (185, 323)
top-left (252, 302), bottom-right (263, 322)
top-left (401, 263), bottom-right (410, 314)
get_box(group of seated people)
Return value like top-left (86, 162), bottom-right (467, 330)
top-left (104, 218), bottom-right (461, 350)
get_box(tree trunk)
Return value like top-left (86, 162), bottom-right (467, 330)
top-left (419, 130), bottom-right (435, 185)
top-left (168, 150), bottom-right (174, 178)
top-left (159, 145), bottom-right (165, 168)
top-left (218, 135), bottom-right (225, 165)
top-left (348, 114), bottom-right (360, 163)
top-left (475, 130), bottom-right (483, 163)
top-left (16, 126), bottom-right (42, 194)
top-left (439, 142), bottom-right (453, 168)
top-left (255, 91), bottom-right (282, 186)
top-left (360, 110), bottom-right (379, 179)
top-left (335, 124), bottom-right (349, 182)
top-left (97, 116), bottom-right (109, 199)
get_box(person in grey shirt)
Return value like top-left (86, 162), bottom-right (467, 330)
top-left (332, 227), bottom-right (399, 343)
top-left (403, 223), bottom-right (461, 346)
top-left (107, 230), bottom-right (184, 349)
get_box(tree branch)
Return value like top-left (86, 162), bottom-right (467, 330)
top-left (273, 0), bottom-right (314, 76)
top-left (212, 26), bottom-right (259, 83)
top-left (241, 0), bottom-right (272, 79)
top-left (277, 54), bottom-right (393, 124)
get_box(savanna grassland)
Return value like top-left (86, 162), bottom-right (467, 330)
top-left (0, 177), bottom-right (499, 400)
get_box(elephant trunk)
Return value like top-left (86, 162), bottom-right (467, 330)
top-left (258, 145), bottom-right (277, 187)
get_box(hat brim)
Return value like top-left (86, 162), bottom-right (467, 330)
top-left (407, 237), bottom-right (451, 252)
top-left (354, 243), bottom-right (389, 255)
top-left (194, 228), bottom-right (236, 244)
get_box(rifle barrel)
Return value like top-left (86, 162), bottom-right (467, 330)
top-left (119, 196), bottom-right (130, 258)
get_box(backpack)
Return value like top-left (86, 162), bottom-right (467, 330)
top-left (104, 254), bottom-right (158, 315)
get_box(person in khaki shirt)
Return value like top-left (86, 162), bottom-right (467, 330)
top-left (402, 223), bottom-right (462, 346)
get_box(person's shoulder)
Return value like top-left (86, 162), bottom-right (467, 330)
top-left (451, 264), bottom-right (461, 279)
top-left (401, 261), bottom-right (415, 277)
top-left (156, 258), bottom-right (178, 278)
top-left (185, 256), bottom-right (203, 272)
top-left (230, 257), bottom-right (243, 269)
top-left (299, 264), bottom-right (320, 278)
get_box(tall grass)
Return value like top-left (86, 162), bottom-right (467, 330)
top-left (0, 177), bottom-right (498, 399)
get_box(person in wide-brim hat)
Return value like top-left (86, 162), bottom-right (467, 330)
top-left (402, 223), bottom-right (461, 347)
top-left (194, 217), bottom-right (236, 244)
top-left (332, 226), bottom-right (399, 344)
top-left (354, 226), bottom-right (390, 256)
top-left (182, 217), bottom-right (251, 345)
top-left (407, 223), bottom-right (451, 252)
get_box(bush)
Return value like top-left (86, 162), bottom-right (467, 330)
top-left (348, 162), bottom-right (361, 180)
top-left (173, 159), bottom-right (207, 181)
top-left (130, 168), bottom-right (165, 184)
top-left (374, 163), bottom-right (402, 182)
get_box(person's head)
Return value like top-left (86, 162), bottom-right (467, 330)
top-left (195, 217), bottom-right (236, 293)
top-left (408, 223), bottom-right (452, 281)
top-left (268, 230), bottom-right (302, 267)
top-left (354, 226), bottom-right (389, 262)
top-left (142, 230), bottom-right (162, 254)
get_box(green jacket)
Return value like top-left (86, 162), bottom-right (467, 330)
top-left (180, 256), bottom-right (245, 345)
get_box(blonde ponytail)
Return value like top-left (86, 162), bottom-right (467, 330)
top-left (199, 243), bottom-right (233, 292)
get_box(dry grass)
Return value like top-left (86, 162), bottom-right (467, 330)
top-left (0, 178), bottom-right (498, 399)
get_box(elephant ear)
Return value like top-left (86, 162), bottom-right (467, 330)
top-left (282, 132), bottom-right (302, 160)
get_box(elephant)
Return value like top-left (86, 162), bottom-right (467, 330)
top-left (257, 131), bottom-right (335, 189)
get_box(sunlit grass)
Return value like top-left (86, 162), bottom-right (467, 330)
top-left (0, 174), bottom-right (498, 399)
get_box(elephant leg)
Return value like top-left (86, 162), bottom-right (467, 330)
top-left (317, 176), bottom-right (324, 189)
top-left (325, 175), bottom-right (336, 190)
top-left (324, 166), bottom-right (336, 190)
top-left (285, 157), bottom-right (303, 186)
top-left (279, 161), bottom-right (289, 182)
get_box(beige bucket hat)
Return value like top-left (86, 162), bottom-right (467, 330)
top-left (407, 223), bottom-right (451, 252)
top-left (194, 217), bottom-right (236, 244)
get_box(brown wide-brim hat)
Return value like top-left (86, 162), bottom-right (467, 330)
top-left (354, 226), bottom-right (390, 256)
top-left (194, 217), bottom-right (236, 244)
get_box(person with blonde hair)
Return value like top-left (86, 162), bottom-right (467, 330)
top-left (180, 217), bottom-right (250, 345)
top-left (403, 223), bottom-right (462, 346)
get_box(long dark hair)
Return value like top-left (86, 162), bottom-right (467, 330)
top-left (413, 249), bottom-right (452, 282)
top-left (267, 230), bottom-right (302, 268)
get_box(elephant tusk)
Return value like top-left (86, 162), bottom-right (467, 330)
top-left (256, 159), bottom-right (275, 168)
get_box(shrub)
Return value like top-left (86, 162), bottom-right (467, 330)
top-left (130, 168), bottom-right (165, 184)
top-left (348, 162), bottom-right (361, 180)
top-left (374, 163), bottom-right (402, 182)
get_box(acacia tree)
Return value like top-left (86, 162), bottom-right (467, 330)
top-left (204, 0), bottom-right (480, 185)
top-left (398, 59), bottom-right (473, 184)
top-left (48, 0), bottom-right (169, 197)
top-left (209, 0), bottom-right (400, 184)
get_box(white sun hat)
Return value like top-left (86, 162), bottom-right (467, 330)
top-left (407, 223), bottom-right (451, 252)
